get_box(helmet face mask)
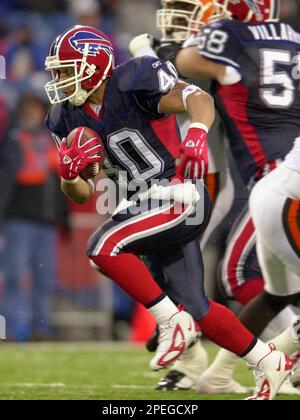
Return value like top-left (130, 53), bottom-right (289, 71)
top-left (44, 26), bottom-right (114, 106)
top-left (157, 0), bottom-right (216, 43)
top-left (45, 56), bottom-right (97, 106)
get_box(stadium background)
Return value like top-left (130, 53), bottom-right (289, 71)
top-left (0, 0), bottom-right (300, 345)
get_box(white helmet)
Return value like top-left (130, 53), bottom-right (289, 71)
top-left (156, 0), bottom-right (217, 43)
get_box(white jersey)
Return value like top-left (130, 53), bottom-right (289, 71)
top-left (283, 136), bottom-right (300, 173)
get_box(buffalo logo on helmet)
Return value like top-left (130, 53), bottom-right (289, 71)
top-left (229, 0), bottom-right (264, 21)
top-left (245, 0), bottom-right (264, 20)
top-left (69, 30), bottom-right (113, 57)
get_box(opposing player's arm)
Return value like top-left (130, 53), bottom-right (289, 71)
top-left (176, 47), bottom-right (226, 83)
top-left (158, 80), bottom-right (215, 129)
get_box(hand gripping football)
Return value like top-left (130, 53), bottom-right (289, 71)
top-left (65, 126), bottom-right (105, 180)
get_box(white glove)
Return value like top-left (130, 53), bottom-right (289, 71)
top-left (129, 33), bottom-right (157, 58)
top-left (148, 183), bottom-right (200, 206)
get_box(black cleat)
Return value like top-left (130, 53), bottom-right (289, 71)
top-left (155, 370), bottom-right (188, 391)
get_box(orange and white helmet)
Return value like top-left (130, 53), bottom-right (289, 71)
top-left (156, 0), bottom-right (217, 43)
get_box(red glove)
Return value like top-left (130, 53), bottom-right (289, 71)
top-left (176, 126), bottom-right (208, 181)
top-left (59, 136), bottom-right (102, 181)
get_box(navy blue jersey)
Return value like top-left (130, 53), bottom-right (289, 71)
top-left (46, 56), bottom-right (181, 196)
top-left (193, 20), bottom-right (300, 186)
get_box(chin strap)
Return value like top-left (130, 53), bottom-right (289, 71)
top-left (69, 88), bottom-right (89, 106)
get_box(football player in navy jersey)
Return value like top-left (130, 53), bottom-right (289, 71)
top-left (171, 0), bottom-right (300, 394)
top-left (44, 25), bottom-right (295, 399)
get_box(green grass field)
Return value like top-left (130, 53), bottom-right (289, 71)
top-left (0, 342), bottom-right (298, 400)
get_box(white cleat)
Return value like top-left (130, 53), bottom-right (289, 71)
top-left (155, 340), bottom-right (208, 390)
top-left (149, 311), bottom-right (198, 371)
top-left (172, 339), bottom-right (208, 383)
top-left (196, 377), bottom-right (249, 394)
top-left (277, 378), bottom-right (300, 395)
top-left (246, 346), bottom-right (295, 400)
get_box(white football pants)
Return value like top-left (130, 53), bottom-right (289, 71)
top-left (249, 164), bottom-right (300, 296)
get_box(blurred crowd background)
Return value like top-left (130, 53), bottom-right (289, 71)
top-left (0, 0), bottom-right (300, 343)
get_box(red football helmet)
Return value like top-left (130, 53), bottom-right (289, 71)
top-left (213, 0), bottom-right (280, 23)
top-left (45, 25), bottom-right (114, 106)
top-left (157, 0), bottom-right (217, 42)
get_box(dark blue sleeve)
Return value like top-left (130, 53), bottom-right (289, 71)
top-left (185, 21), bottom-right (243, 71)
top-left (124, 56), bottom-right (178, 118)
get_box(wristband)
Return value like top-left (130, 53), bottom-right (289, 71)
top-left (189, 122), bottom-right (209, 133)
